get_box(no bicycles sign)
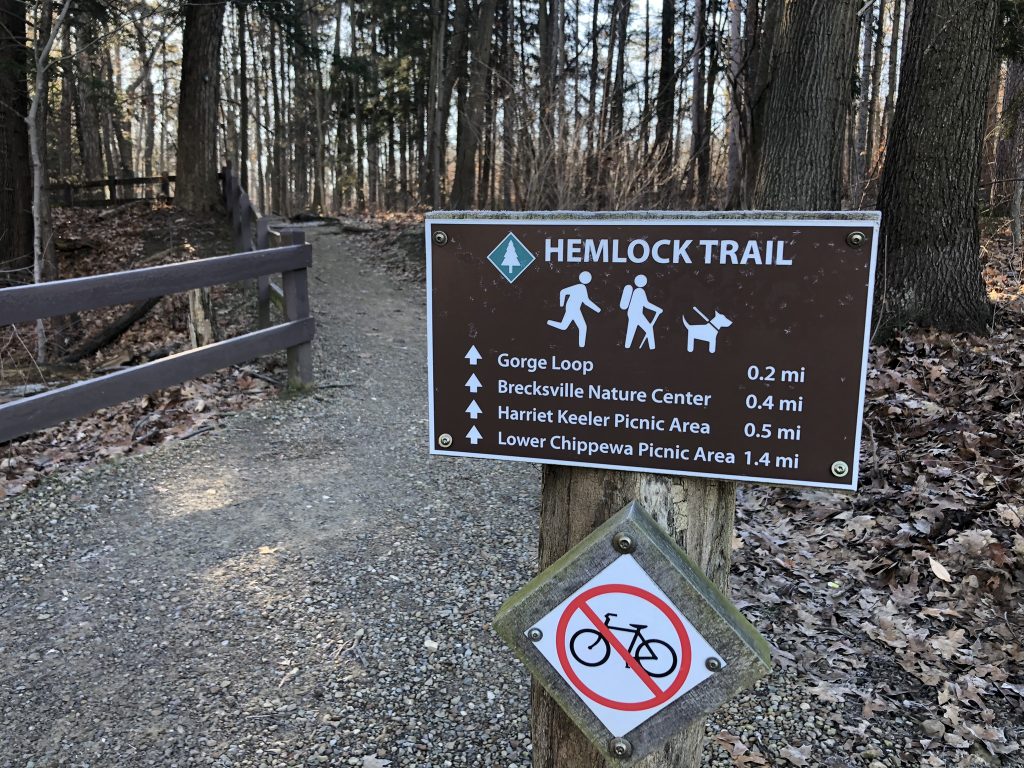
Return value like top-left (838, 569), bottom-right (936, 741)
top-left (530, 556), bottom-right (721, 736)
top-left (495, 502), bottom-right (771, 763)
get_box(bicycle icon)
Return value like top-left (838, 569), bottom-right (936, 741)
top-left (569, 611), bottom-right (679, 678)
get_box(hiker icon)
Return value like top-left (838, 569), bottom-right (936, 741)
top-left (547, 271), bottom-right (601, 348)
top-left (682, 306), bottom-right (733, 353)
top-left (620, 275), bottom-right (662, 350)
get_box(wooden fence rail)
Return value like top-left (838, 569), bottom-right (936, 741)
top-left (0, 167), bottom-right (315, 445)
top-left (47, 175), bottom-right (177, 206)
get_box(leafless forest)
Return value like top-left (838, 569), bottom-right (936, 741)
top-left (1, 1), bottom-right (1022, 339)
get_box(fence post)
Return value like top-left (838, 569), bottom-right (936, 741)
top-left (281, 228), bottom-right (313, 388)
top-left (161, 174), bottom-right (170, 199)
top-left (256, 217), bottom-right (271, 329)
top-left (222, 163), bottom-right (233, 209)
top-left (63, 183), bottom-right (72, 206)
top-left (108, 175), bottom-right (117, 202)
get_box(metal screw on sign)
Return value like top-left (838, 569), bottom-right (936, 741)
top-left (831, 460), bottom-right (850, 478)
top-left (527, 627), bottom-right (543, 642)
top-left (705, 657), bottom-right (723, 672)
top-left (433, 230), bottom-right (449, 245)
top-left (611, 532), bottom-right (636, 554)
top-left (609, 738), bottom-right (633, 759)
top-left (438, 433), bottom-right (453, 448)
top-left (846, 231), bottom-right (866, 248)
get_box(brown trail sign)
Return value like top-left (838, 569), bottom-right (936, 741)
top-left (427, 212), bottom-right (878, 490)
top-left (425, 210), bottom-right (879, 766)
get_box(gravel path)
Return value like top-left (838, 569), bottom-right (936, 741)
top-left (1, 227), bottom-right (914, 768)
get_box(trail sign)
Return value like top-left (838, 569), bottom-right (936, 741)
top-left (426, 211), bottom-right (880, 490)
top-left (495, 502), bottom-right (771, 764)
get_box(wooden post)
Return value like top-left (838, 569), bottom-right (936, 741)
top-left (532, 467), bottom-right (735, 768)
top-left (63, 183), bottom-right (72, 206)
top-left (161, 173), bottom-right (171, 199)
top-left (256, 217), bottom-right (271, 329)
top-left (281, 229), bottom-right (313, 388)
top-left (234, 192), bottom-right (249, 251)
top-left (108, 175), bottom-right (117, 202)
top-left (222, 162), bottom-right (233, 207)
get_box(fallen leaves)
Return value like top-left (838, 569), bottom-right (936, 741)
top-left (928, 556), bottom-right (952, 583)
top-left (732, 279), bottom-right (1024, 763)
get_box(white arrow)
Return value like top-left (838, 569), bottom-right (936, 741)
top-left (465, 345), bottom-right (482, 365)
top-left (466, 426), bottom-right (482, 445)
top-left (465, 373), bottom-right (482, 393)
top-left (466, 400), bottom-right (482, 419)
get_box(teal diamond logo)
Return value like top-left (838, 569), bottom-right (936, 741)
top-left (487, 232), bottom-right (536, 284)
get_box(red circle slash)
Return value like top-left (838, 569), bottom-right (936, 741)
top-left (555, 583), bottom-right (692, 712)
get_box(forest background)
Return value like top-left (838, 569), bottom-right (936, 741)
top-left (1, 0), bottom-right (1023, 344)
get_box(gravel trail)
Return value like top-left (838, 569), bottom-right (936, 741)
top-left (1, 229), bottom-right (537, 768)
top-left (1, 227), bottom-right (909, 768)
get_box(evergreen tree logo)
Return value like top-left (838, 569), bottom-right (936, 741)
top-left (501, 241), bottom-right (520, 274)
top-left (487, 232), bottom-right (536, 284)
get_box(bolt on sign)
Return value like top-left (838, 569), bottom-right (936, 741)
top-left (426, 211), bottom-right (880, 490)
top-left (495, 502), bottom-right (772, 764)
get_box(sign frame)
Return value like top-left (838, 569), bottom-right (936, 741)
top-left (426, 210), bottom-right (881, 491)
top-left (494, 501), bottom-right (772, 764)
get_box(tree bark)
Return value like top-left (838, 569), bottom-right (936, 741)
top-left (864, 0), bottom-right (887, 183)
top-left (978, 61), bottom-right (1001, 208)
top-left (875, 0), bottom-right (999, 337)
top-left (725, 0), bottom-right (744, 208)
top-left (752, 0), bottom-right (860, 210)
top-left (450, 0), bottom-right (498, 209)
top-left (0, 0), bottom-right (33, 285)
top-left (653, 0), bottom-right (676, 183)
top-left (851, 7), bottom-right (873, 204)
top-left (176, 0), bottom-right (227, 212)
top-left (881, 0), bottom-right (902, 150)
top-left (688, 0), bottom-right (709, 206)
top-left (237, 1), bottom-right (249, 191)
top-left (531, 467), bottom-right (735, 768)
top-left (74, 22), bottom-right (105, 182)
top-left (996, 59), bottom-right (1024, 214)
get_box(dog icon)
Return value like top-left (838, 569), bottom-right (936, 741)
top-left (682, 307), bottom-right (733, 353)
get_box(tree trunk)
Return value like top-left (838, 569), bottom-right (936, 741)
top-left (725, 0), bottom-right (744, 208)
top-left (653, 0), bottom-right (676, 184)
top-left (176, 0), bottom-right (227, 212)
top-left (0, 0), bottom-right (33, 285)
top-left (746, 0), bottom-right (781, 199)
top-left (689, 0), bottom-right (709, 206)
top-left (28, 0), bottom-right (71, 361)
top-left (57, 24), bottom-right (73, 180)
top-left (996, 59), bottom-right (1024, 212)
top-left (610, 0), bottom-right (629, 140)
top-left (875, 0), bottom-right (999, 337)
top-left (74, 22), bottom-right (105, 181)
top-left (851, 7), bottom-right (873, 204)
top-left (881, 0), bottom-right (901, 150)
top-left (451, 0), bottom-right (498, 208)
top-left (978, 61), bottom-right (1001, 208)
top-left (237, 1), bottom-right (249, 191)
top-left (188, 288), bottom-right (219, 347)
top-left (531, 468), bottom-right (735, 768)
top-left (864, 0), bottom-right (887, 184)
top-left (752, 0), bottom-right (860, 210)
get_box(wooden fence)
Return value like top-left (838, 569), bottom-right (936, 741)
top-left (47, 175), bottom-right (176, 206)
top-left (0, 166), bottom-right (314, 445)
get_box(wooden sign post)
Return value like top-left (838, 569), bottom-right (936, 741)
top-left (531, 471), bottom-right (739, 766)
top-left (425, 211), bottom-right (880, 765)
